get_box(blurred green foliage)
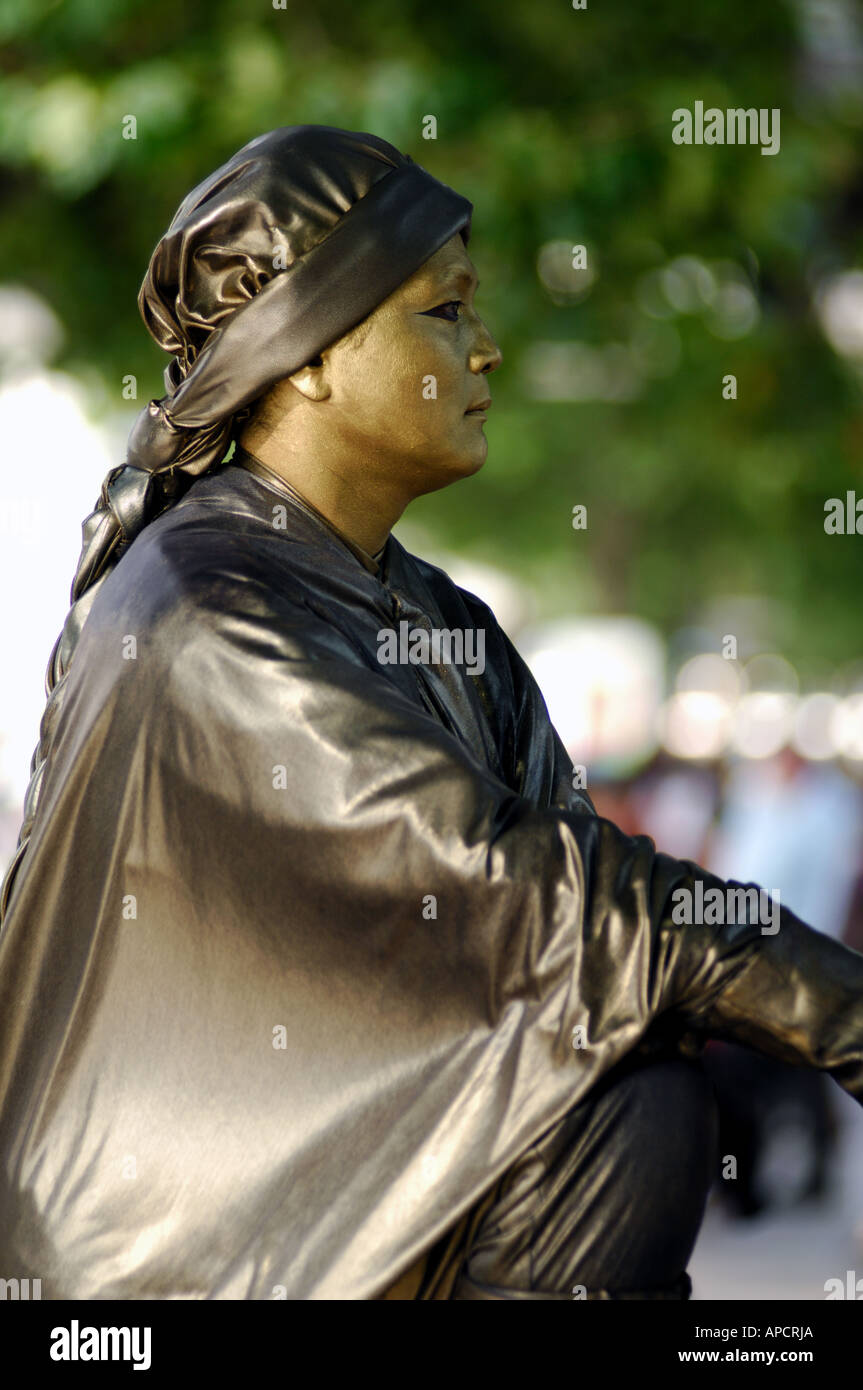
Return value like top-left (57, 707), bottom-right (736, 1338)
top-left (1, 0), bottom-right (862, 676)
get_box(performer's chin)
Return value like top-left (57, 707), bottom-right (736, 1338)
top-left (419, 430), bottom-right (489, 494)
top-left (445, 452), bottom-right (487, 488)
top-left (457, 429), bottom-right (490, 477)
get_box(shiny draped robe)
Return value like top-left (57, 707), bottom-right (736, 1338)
top-left (1, 454), bottom-right (863, 1300)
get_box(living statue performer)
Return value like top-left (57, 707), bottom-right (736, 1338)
top-left (1, 126), bottom-right (862, 1302)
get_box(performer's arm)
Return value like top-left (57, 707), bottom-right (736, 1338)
top-left (168, 591), bottom-right (863, 1107)
top-left (496, 617), bottom-right (863, 1085)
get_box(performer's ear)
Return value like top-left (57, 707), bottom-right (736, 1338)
top-left (288, 353), bottom-right (331, 402)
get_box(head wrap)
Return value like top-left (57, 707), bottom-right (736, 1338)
top-left (129, 124), bottom-right (473, 477)
top-left (0, 125), bottom-right (473, 922)
top-left (73, 125), bottom-right (473, 600)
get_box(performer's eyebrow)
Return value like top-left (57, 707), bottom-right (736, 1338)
top-left (445, 269), bottom-right (479, 293)
top-left (421, 267), bottom-right (479, 296)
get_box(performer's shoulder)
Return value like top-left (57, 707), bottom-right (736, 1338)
top-left (80, 490), bottom-right (323, 677)
top-left (117, 480), bottom-right (311, 611)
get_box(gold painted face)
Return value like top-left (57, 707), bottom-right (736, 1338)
top-left (318, 232), bottom-right (503, 495)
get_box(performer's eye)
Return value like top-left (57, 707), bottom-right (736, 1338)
top-left (421, 300), bottom-right (463, 321)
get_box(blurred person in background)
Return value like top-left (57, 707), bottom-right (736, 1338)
top-left (629, 752), bottom-right (721, 865)
top-left (703, 748), bottom-right (863, 1218)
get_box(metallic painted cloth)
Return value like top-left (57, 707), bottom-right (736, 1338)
top-left (415, 1048), bottom-right (718, 1299)
top-left (0, 125), bottom-right (472, 925)
top-left (1, 460), bottom-right (863, 1299)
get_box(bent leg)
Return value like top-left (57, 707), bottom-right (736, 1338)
top-left (428, 1050), bottom-right (718, 1300)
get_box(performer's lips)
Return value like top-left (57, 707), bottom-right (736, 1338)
top-left (465, 397), bottom-right (492, 415)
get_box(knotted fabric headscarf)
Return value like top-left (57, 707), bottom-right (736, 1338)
top-left (78, 124), bottom-right (473, 602)
top-left (129, 124), bottom-right (473, 477)
top-left (0, 125), bottom-right (473, 921)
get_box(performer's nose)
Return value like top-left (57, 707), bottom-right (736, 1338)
top-left (470, 316), bottom-right (503, 375)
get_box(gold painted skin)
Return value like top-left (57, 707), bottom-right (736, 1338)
top-left (240, 232), bottom-right (502, 557)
